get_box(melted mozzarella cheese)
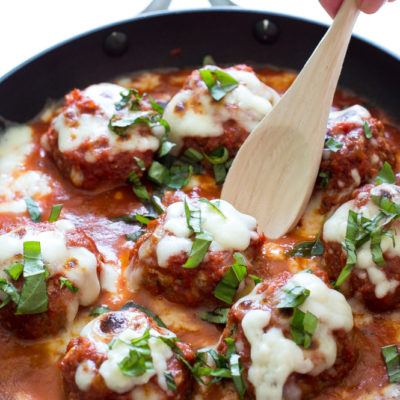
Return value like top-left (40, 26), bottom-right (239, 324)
top-left (81, 311), bottom-right (174, 394)
top-left (75, 360), bottom-right (97, 391)
top-left (54, 83), bottom-right (160, 155)
top-left (0, 125), bottom-right (52, 213)
top-left (240, 273), bottom-right (353, 400)
top-left (156, 199), bottom-right (257, 266)
top-left (323, 184), bottom-right (400, 298)
top-left (163, 67), bottom-right (280, 148)
top-left (328, 104), bottom-right (371, 128)
top-left (0, 220), bottom-right (100, 306)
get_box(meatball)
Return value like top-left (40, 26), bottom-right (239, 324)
top-left (59, 307), bottom-right (195, 399)
top-left (163, 65), bottom-right (280, 157)
top-left (130, 198), bottom-right (264, 307)
top-left (217, 270), bottom-right (355, 399)
top-left (318, 105), bottom-right (395, 212)
top-left (323, 183), bottom-right (400, 311)
top-left (41, 83), bottom-right (162, 189)
top-left (0, 219), bottom-right (101, 339)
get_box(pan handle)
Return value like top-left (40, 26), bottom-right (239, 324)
top-left (141, 0), bottom-right (236, 14)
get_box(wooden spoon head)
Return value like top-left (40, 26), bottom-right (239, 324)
top-left (221, 122), bottom-right (322, 239)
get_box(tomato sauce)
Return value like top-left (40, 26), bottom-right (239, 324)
top-left (0, 67), bottom-right (399, 399)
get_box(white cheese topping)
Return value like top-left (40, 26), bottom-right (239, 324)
top-left (75, 360), bottom-right (97, 391)
top-left (155, 198), bottom-right (257, 267)
top-left (0, 125), bottom-right (52, 213)
top-left (328, 104), bottom-right (371, 128)
top-left (54, 83), bottom-right (160, 155)
top-left (80, 310), bottom-right (174, 394)
top-left (163, 67), bottom-right (280, 149)
top-left (323, 183), bottom-right (400, 298)
top-left (240, 272), bottom-right (353, 400)
top-left (0, 220), bottom-right (100, 306)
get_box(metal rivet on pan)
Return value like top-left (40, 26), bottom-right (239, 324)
top-left (103, 31), bottom-right (129, 56)
top-left (253, 19), bottom-right (279, 44)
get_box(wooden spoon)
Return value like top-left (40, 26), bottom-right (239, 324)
top-left (221, 0), bottom-right (359, 239)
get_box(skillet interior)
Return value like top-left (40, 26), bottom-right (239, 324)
top-left (0, 8), bottom-right (399, 123)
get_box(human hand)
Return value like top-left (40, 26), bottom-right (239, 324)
top-left (319, 0), bottom-right (396, 17)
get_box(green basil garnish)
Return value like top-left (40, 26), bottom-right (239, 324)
top-left (59, 277), bottom-right (79, 293)
top-left (89, 305), bottom-right (111, 316)
top-left (199, 198), bottom-right (226, 218)
top-left (149, 96), bottom-right (165, 114)
top-left (16, 241), bottom-right (48, 315)
top-left (363, 121), bottom-right (372, 139)
top-left (201, 307), bottom-right (230, 325)
top-left (182, 147), bottom-right (204, 163)
top-left (121, 301), bottom-right (167, 328)
top-left (275, 282), bottom-right (310, 309)
top-left (48, 204), bottom-right (63, 222)
top-left (164, 371), bottom-right (178, 391)
top-left (5, 262), bottom-right (24, 281)
top-left (381, 344), bottom-right (400, 383)
top-left (214, 253), bottom-right (247, 304)
top-left (318, 170), bottom-right (330, 189)
top-left (376, 161), bottom-right (396, 185)
top-left (199, 69), bottom-right (239, 101)
top-left (24, 197), bottom-right (41, 222)
top-left (325, 137), bottom-right (343, 152)
top-left (290, 308), bottom-right (318, 349)
top-left (115, 89), bottom-right (142, 111)
top-left (126, 230), bottom-right (146, 242)
top-left (182, 237), bottom-right (212, 269)
top-left (148, 161), bottom-right (169, 185)
top-left (134, 156), bottom-right (146, 172)
top-left (0, 279), bottom-right (20, 307)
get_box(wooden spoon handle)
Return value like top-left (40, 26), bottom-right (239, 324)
top-left (221, 0), bottom-right (359, 238)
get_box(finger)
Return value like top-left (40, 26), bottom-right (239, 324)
top-left (319, 0), bottom-right (344, 17)
top-left (356, 0), bottom-right (387, 13)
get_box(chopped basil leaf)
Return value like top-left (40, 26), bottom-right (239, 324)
top-left (115, 89), bottom-right (142, 111)
top-left (214, 253), bottom-right (247, 304)
top-left (120, 301), bottom-right (167, 328)
top-left (128, 170), bottom-right (151, 203)
top-left (287, 238), bottom-right (324, 257)
top-left (0, 278), bottom-right (20, 306)
top-left (184, 198), bottom-right (202, 233)
top-left (158, 130), bottom-right (175, 158)
top-left (5, 262), bottom-right (24, 280)
top-left (276, 282), bottom-right (310, 308)
top-left (89, 305), bottom-right (111, 316)
top-left (134, 156), bottom-right (146, 172)
top-left (135, 213), bottom-right (153, 226)
top-left (164, 370), bottom-right (178, 391)
top-left (149, 95), bottom-right (165, 114)
top-left (202, 54), bottom-right (216, 66)
top-left (318, 170), bottom-right (330, 189)
top-left (0, 296), bottom-right (10, 309)
top-left (59, 277), bottom-right (79, 293)
top-left (24, 197), bottom-right (41, 222)
top-left (290, 308), bottom-right (318, 349)
top-left (325, 137), bottom-right (343, 152)
top-left (229, 353), bottom-right (246, 400)
top-left (182, 147), bottom-right (204, 163)
top-left (118, 328), bottom-right (154, 377)
top-left (381, 344), bottom-right (400, 383)
top-left (167, 165), bottom-right (193, 189)
top-left (249, 274), bottom-right (263, 284)
top-left (201, 307), bottom-right (230, 324)
top-left (335, 198), bottom-right (400, 287)
top-left (126, 230), bottom-right (146, 242)
top-left (363, 121), bottom-right (372, 139)
top-left (148, 161), bottom-right (169, 185)
top-left (200, 69), bottom-right (239, 101)
top-left (204, 146), bottom-right (229, 165)
top-left (213, 164), bottom-right (227, 184)
top-left (376, 161), bottom-right (396, 184)
top-left (16, 241), bottom-right (48, 315)
top-left (182, 238), bottom-right (211, 268)
top-left (199, 198), bottom-right (226, 218)
top-left (48, 204), bottom-right (63, 222)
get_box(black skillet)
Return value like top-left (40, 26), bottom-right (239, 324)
top-left (0, 8), bottom-right (399, 124)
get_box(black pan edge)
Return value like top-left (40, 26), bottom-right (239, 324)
top-left (0, 8), bottom-right (399, 123)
